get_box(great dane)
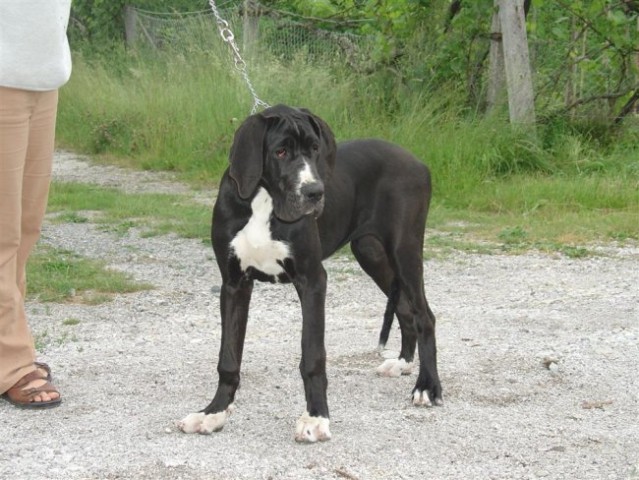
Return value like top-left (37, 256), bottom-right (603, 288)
top-left (178, 104), bottom-right (442, 442)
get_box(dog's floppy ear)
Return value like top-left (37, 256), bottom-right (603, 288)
top-left (302, 109), bottom-right (337, 177)
top-left (229, 113), bottom-right (268, 199)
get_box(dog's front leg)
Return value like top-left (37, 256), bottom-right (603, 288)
top-left (293, 267), bottom-right (331, 443)
top-left (178, 279), bottom-right (253, 434)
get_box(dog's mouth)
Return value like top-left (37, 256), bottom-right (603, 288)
top-left (308, 197), bottom-right (325, 219)
top-left (273, 194), bottom-right (325, 223)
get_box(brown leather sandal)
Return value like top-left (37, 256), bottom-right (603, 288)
top-left (35, 361), bottom-right (52, 381)
top-left (2, 369), bottom-right (62, 409)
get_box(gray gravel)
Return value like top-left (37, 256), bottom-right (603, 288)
top-left (1, 151), bottom-right (638, 480)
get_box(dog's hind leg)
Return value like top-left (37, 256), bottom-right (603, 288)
top-left (379, 279), bottom-right (400, 349)
top-left (351, 236), bottom-right (397, 348)
top-left (351, 236), bottom-right (415, 377)
top-left (392, 250), bottom-right (443, 407)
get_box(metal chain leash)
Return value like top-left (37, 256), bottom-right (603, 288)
top-left (208, 0), bottom-right (270, 114)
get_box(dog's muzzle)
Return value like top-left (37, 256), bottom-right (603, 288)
top-left (301, 182), bottom-right (325, 218)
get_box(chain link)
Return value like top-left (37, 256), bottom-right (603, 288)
top-left (208, 0), bottom-right (270, 114)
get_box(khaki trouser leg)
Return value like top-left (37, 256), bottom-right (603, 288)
top-left (0, 87), bottom-right (58, 395)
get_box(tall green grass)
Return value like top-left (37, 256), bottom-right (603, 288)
top-left (57, 38), bottom-right (639, 245)
top-left (59, 50), bottom-right (242, 182)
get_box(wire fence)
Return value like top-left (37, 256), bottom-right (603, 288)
top-left (124, 3), bottom-right (372, 67)
top-left (122, 3), bottom-right (638, 119)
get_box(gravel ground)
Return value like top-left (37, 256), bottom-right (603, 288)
top-left (1, 151), bottom-right (637, 480)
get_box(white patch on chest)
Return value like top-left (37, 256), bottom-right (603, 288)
top-left (230, 188), bottom-right (290, 276)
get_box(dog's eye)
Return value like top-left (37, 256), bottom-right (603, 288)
top-left (275, 148), bottom-right (287, 159)
top-left (311, 144), bottom-right (320, 152)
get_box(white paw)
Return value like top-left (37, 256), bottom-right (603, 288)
top-left (294, 412), bottom-right (331, 443)
top-left (177, 404), bottom-right (234, 434)
top-left (376, 358), bottom-right (413, 377)
top-left (412, 390), bottom-right (433, 407)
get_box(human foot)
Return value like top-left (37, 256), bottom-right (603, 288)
top-left (2, 369), bottom-right (61, 409)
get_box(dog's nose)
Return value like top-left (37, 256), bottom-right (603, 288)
top-left (301, 183), bottom-right (324, 203)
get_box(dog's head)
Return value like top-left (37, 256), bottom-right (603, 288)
top-left (228, 104), bottom-right (336, 222)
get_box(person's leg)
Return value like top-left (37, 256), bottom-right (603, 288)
top-left (0, 86), bottom-right (36, 395)
top-left (17, 90), bottom-right (58, 309)
top-left (0, 87), bottom-right (59, 405)
top-left (15, 89), bottom-right (60, 404)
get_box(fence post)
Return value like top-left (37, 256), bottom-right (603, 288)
top-left (124, 5), bottom-right (138, 47)
top-left (243, 0), bottom-right (259, 56)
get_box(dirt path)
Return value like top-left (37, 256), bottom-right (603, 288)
top-left (1, 151), bottom-right (637, 480)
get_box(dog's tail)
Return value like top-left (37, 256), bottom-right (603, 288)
top-left (378, 278), bottom-right (400, 350)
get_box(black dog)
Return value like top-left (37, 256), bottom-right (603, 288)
top-left (178, 105), bottom-right (442, 442)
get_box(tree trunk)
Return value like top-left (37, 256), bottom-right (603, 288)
top-left (565, 16), bottom-right (578, 117)
top-left (498, 0), bottom-right (536, 125)
top-left (487, 3), bottom-right (506, 113)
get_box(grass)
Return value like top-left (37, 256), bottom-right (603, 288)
top-left (23, 24), bottom-right (637, 309)
top-left (47, 182), bottom-right (212, 240)
top-left (53, 40), bottom-right (638, 253)
top-left (26, 166), bottom-right (629, 307)
top-left (427, 174), bottom-right (638, 245)
top-left (57, 47), bottom-right (248, 184)
top-left (27, 183), bottom-right (210, 305)
top-left (27, 245), bottom-right (152, 304)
